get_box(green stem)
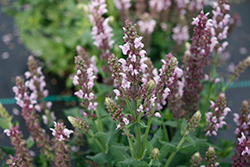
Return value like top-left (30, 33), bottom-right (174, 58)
top-left (135, 127), bottom-right (142, 159)
top-left (125, 129), bottom-right (136, 158)
top-left (141, 103), bottom-right (157, 157)
top-left (95, 108), bottom-right (107, 152)
top-left (222, 79), bottom-right (233, 93)
top-left (160, 110), bottom-right (169, 142)
top-left (122, 88), bottom-right (134, 117)
top-left (202, 82), bottom-right (213, 115)
top-left (133, 84), bottom-right (137, 120)
top-left (148, 159), bottom-right (154, 166)
top-left (211, 52), bottom-right (218, 78)
top-left (108, 161), bottom-right (112, 167)
top-left (164, 135), bottom-right (186, 167)
top-left (95, 81), bottom-right (102, 93)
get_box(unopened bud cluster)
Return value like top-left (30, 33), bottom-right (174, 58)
top-left (105, 97), bottom-right (129, 130)
top-left (205, 146), bottom-right (219, 167)
top-left (190, 151), bottom-right (202, 167)
top-left (186, 110), bottom-right (201, 132)
top-left (68, 116), bottom-right (90, 133)
top-left (150, 148), bottom-right (160, 161)
top-left (231, 56), bottom-right (250, 81)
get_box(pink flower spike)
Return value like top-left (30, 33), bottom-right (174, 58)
top-left (123, 118), bottom-right (129, 125)
top-left (73, 75), bottom-right (79, 86)
top-left (223, 107), bottom-right (231, 115)
top-left (134, 37), bottom-right (144, 48)
top-left (50, 128), bottom-right (56, 136)
top-left (74, 90), bottom-right (84, 98)
top-left (24, 71), bottom-right (31, 79)
top-left (139, 50), bottom-right (147, 57)
top-left (63, 128), bottom-right (74, 138)
top-left (238, 132), bottom-right (246, 144)
top-left (37, 67), bottom-right (43, 75)
top-left (116, 124), bottom-right (121, 130)
top-left (191, 17), bottom-right (199, 26)
top-left (113, 89), bottom-right (121, 100)
top-left (242, 146), bottom-right (250, 156)
top-left (119, 43), bottom-right (130, 55)
top-left (154, 112), bottom-right (161, 118)
top-left (58, 135), bottom-right (65, 142)
top-left (137, 105), bottom-right (143, 112)
top-left (3, 129), bottom-right (10, 136)
top-left (210, 100), bottom-right (215, 108)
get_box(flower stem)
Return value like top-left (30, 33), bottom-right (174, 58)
top-left (141, 103), bottom-right (157, 157)
top-left (122, 88), bottom-right (134, 117)
top-left (222, 79), bottom-right (233, 92)
top-left (95, 108), bottom-right (107, 152)
top-left (211, 52), bottom-right (218, 77)
top-left (164, 135), bottom-right (186, 167)
top-left (160, 110), bottom-right (169, 142)
top-left (125, 129), bottom-right (136, 158)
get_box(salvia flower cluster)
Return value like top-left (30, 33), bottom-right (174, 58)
top-left (234, 100), bottom-right (250, 138)
top-left (1, 1), bottom-right (250, 166)
top-left (205, 93), bottom-right (231, 136)
top-left (232, 133), bottom-right (250, 166)
top-left (4, 125), bottom-right (33, 167)
top-left (182, 11), bottom-right (213, 115)
top-left (88, 0), bottom-right (114, 61)
top-left (73, 46), bottom-right (98, 113)
top-left (24, 56), bottom-right (56, 125)
top-left (12, 76), bottom-right (53, 160)
top-left (50, 122), bottom-right (73, 166)
top-left (211, 0), bottom-right (230, 53)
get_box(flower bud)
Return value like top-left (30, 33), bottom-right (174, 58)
top-left (232, 56), bottom-right (250, 81)
top-left (186, 110), bottom-right (201, 132)
top-left (150, 148), bottom-right (160, 160)
top-left (205, 146), bottom-right (218, 166)
top-left (147, 80), bottom-right (156, 89)
top-left (67, 116), bottom-right (90, 133)
top-left (190, 151), bottom-right (202, 167)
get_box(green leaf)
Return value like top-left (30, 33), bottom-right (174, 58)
top-left (180, 119), bottom-right (187, 135)
top-left (27, 135), bottom-right (35, 149)
top-left (185, 136), bottom-right (195, 147)
top-left (62, 107), bottom-right (81, 118)
top-left (158, 140), bottom-right (177, 160)
top-left (34, 154), bottom-right (47, 167)
top-left (87, 152), bottom-right (109, 164)
top-left (150, 128), bottom-right (163, 147)
top-left (152, 160), bottom-right (162, 167)
top-left (145, 140), bottom-right (153, 154)
top-left (134, 121), bottom-right (148, 129)
top-left (152, 118), bottom-right (162, 126)
top-left (0, 117), bottom-right (10, 129)
top-left (179, 138), bottom-right (207, 154)
top-left (164, 121), bottom-right (177, 128)
top-left (131, 160), bottom-right (148, 166)
top-left (118, 158), bottom-right (136, 166)
top-left (111, 144), bottom-right (130, 150)
top-left (110, 145), bottom-right (131, 162)
top-left (0, 146), bottom-right (15, 155)
top-left (94, 132), bottom-right (108, 139)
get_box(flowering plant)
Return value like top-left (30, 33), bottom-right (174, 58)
top-left (1, 0), bottom-right (250, 167)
